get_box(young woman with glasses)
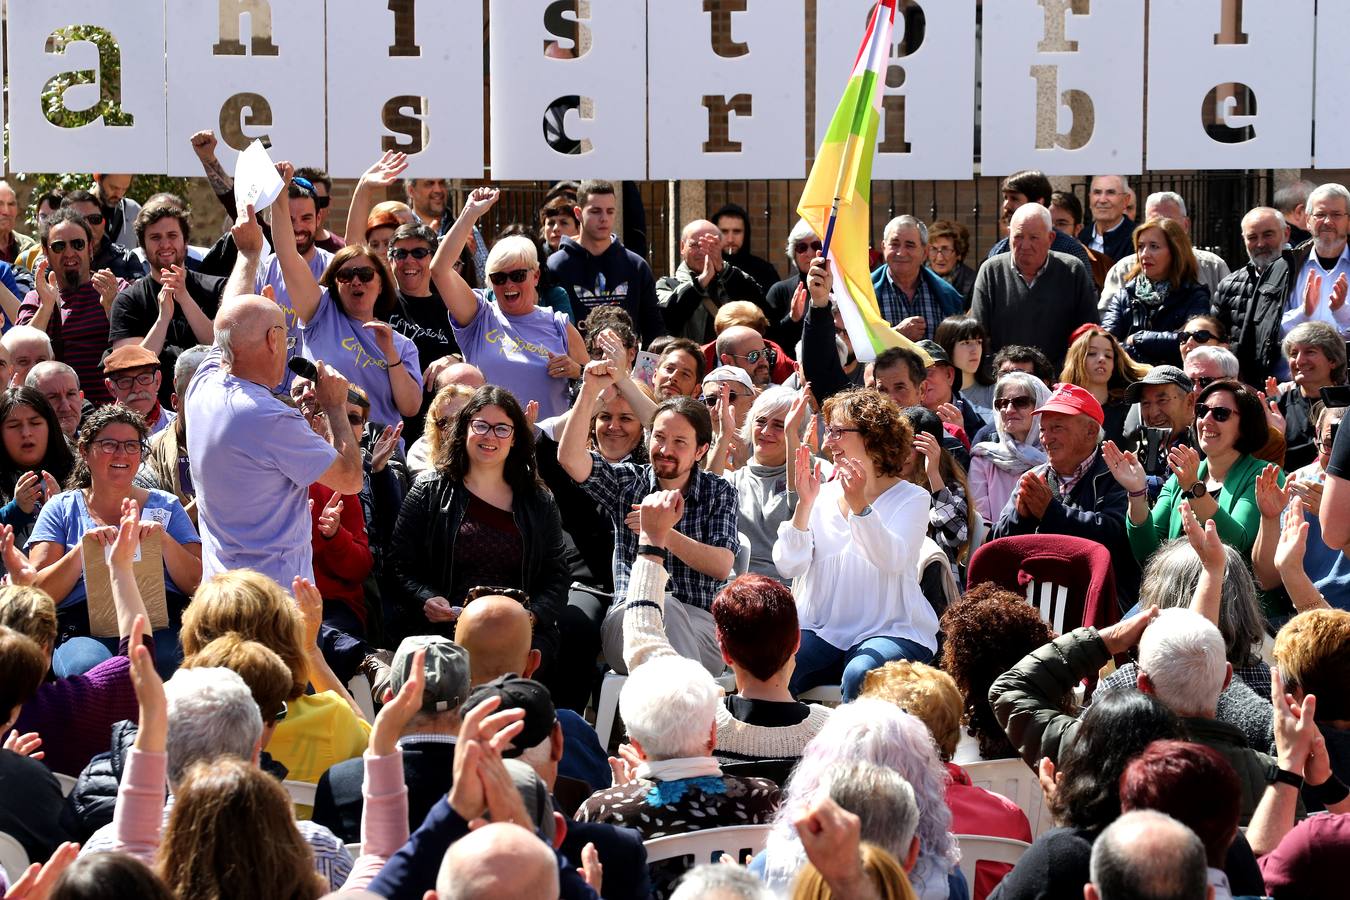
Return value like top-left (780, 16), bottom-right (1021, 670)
top-left (26, 405), bottom-right (201, 677)
top-left (428, 187), bottom-right (589, 420)
top-left (1104, 378), bottom-right (1282, 564)
top-left (969, 372), bottom-right (1052, 524)
top-left (391, 386), bottom-right (568, 669)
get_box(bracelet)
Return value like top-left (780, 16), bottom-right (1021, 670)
top-left (1127, 488), bottom-right (1147, 498)
top-left (1309, 773), bottom-right (1350, 806)
top-left (637, 543), bottom-right (668, 559)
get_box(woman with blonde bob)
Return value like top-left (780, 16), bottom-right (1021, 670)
top-left (406, 382), bottom-right (477, 475)
top-left (180, 569), bottom-right (370, 783)
top-left (1060, 325), bottom-right (1151, 446)
top-left (792, 843), bottom-right (918, 900)
top-left (1101, 217), bottom-right (1211, 367)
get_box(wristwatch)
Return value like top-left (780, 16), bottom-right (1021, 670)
top-left (1181, 481), bottom-right (1207, 501)
top-left (1265, 763), bottom-right (1305, 789)
top-left (637, 543), bottom-right (668, 560)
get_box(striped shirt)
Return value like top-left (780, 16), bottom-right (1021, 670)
top-left (18, 283), bottom-right (114, 404)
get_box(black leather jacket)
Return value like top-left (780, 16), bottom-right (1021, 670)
top-left (390, 471), bottom-right (569, 641)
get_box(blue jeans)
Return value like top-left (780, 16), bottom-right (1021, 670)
top-left (51, 629), bottom-right (183, 679)
top-left (790, 629), bottom-right (934, 702)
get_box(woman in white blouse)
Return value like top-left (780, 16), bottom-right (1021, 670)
top-left (773, 388), bottom-right (939, 701)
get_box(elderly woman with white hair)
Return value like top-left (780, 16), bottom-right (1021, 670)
top-left (755, 698), bottom-right (961, 900)
top-left (575, 655), bottom-right (780, 895)
top-left (763, 219), bottom-right (822, 354)
top-left (430, 187), bottom-right (589, 420)
top-left (968, 371), bottom-right (1052, 524)
top-left (727, 384), bottom-right (827, 581)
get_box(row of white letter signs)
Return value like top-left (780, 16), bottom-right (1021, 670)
top-left (3, 0), bottom-right (1344, 178)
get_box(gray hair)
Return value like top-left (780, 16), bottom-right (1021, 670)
top-left (1186, 345), bottom-right (1240, 378)
top-left (1, 325), bottom-right (53, 355)
top-left (1145, 192), bottom-right (1187, 219)
top-left (670, 864), bottom-right (774, 900)
top-left (883, 215), bottom-right (929, 246)
top-left (619, 656), bottom-right (719, 759)
top-left (785, 218), bottom-right (818, 260)
top-left (824, 761), bottom-right (920, 867)
top-left (173, 345), bottom-right (212, 399)
top-left (1137, 609), bottom-right (1229, 718)
top-left (1308, 182), bottom-right (1350, 212)
top-left (1090, 810), bottom-right (1208, 900)
top-left (1273, 180), bottom-right (1315, 215)
top-left (740, 384), bottom-right (801, 450)
top-left (1010, 202), bottom-right (1053, 231)
top-left (164, 666), bottom-right (263, 785)
top-left (1283, 320), bottom-right (1349, 383)
top-left (25, 360), bottom-right (79, 390)
top-left (1139, 538), bottom-right (1264, 668)
top-left (1241, 205), bottom-right (1287, 233)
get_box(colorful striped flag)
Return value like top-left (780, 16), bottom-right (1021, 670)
top-left (797, 0), bottom-right (931, 366)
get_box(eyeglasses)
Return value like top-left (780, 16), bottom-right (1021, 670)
top-left (823, 425), bottom-right (861, 440)
top-left (929, 245), bottom-right (957, 257)
top-left (1179, 329), bottom-right (1217, 344)
top-left (469, 419), bottom-right (515, 438)
top-left (82, 213), bottom-right (105, 226)
top-left (110, 370), bottom-right (156, 391)
top-left (702, 392), bottom-right (747, 406)
top-left (91, 438), bottom-right (145, 456)
top-left (488, 268), bottom-right (531, 286)
top-left (731, 348), bottom-right (777, 366)
top-left (1190, 376), bottom-right (1220, 390)
top-left (346, 413), bottom-right (365, 428)
top-left (314, 195), bottom-right (331, 210)
top-left (1195, 403), bottom-right (1235, 423)
top-left (1310, 210), bottom-right (1348, 222)
top-left (334, 266), bottom-right (377, 284)
top-left (389, 247), bottom-right (433, 260)
top-left (48, 238), bottom-right (87, 253)
top-left (273, 701), bottom-right (288, 723)
top-left (794, 240), bottom-right (823, 255)
top-left (994, 395), bottom-right (1034, 411)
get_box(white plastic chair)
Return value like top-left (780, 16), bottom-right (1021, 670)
top-left (734, 532), bottom-right (751, 576)
top-left (954, 834), bottom-right (1032, 891)
top-left (961, 758), bottom-right (1054, 839)
top-left (0, 832), bottom-right (29, 884)
top-left (798, 684), bottom-right (843, 705)
top-left (1025, 581), bottom-right (1070, 637)
top-left (348, 673), bottom-right (377, 723)
top-left (595, 669), bottom-right (738, 750)
top-left (643, 823), bottom-right (773, 865)
top-left (284, 779), bottom-right (317, 812)
top-left (345, 842), bottom-right (362, 858)
top-left (54, 772), bottom-right (78, 797)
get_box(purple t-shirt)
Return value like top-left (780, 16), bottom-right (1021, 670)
top-left (452, 291), bottom-right (571, 418)
top-left (185, 348), bottom-right (337, 585)
top-left (300, 289), bottom-right (423, 429)
top-left (256, 248), bottom-right (333, 383)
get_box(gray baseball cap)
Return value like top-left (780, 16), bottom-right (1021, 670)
top-left (1123, 366), bottom-right (1194, 404)
top-left (391, 636), bottom-right (471, 713)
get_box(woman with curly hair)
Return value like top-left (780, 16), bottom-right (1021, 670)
top-left (938, 583), bottom-right (1057, 761)
top-left (774, 388), bottom-right (938, 701)
top-left (1060, 325), bottom-right (1150, 446)
top-left (759, 700), bottom-right (960, 900)
top-left (391, 385), bottom-right (568, 665)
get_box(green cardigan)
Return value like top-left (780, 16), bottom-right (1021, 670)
top-left (1127, 453), bottom-right (1282, 562)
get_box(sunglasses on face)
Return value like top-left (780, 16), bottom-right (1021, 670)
top-left (1195, 403), bottom-right (1235, 423)
top-left (82, 213), bottom-right (105, 226)
top-left (49, 238), bottom-right (87, 253)
top-left (1191, 376), bottom-right (1219, 390)
top-left (335, 266), bottom-right (377, 284)
top-left (732, 348), bottom-right (777, 366)
top-left (1179, 329), bottom-right (1217, 344)
top-left (273, 701), bottom-right (288, 723)
top-left (488, 268), bottom-right (531, 286)
top-left (994, 395), bottom-right (1034, 411)
top-left (794, 240), bottom-right (824, 255)
top-left (701, 391), bottom-right (747, 406)
top-left (389, 247), bottom-right (433, 260)
top-left (469, 419), bottom-right (515, 438)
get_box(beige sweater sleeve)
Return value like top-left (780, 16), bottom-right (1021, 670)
top-left (622, 554), bottom-right (678, 672)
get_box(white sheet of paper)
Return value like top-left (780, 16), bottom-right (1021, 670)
top-left (233, 140), bottom-right (285, 214)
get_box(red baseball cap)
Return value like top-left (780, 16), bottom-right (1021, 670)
top-left (1034, 382), bottom-right (1105, 426)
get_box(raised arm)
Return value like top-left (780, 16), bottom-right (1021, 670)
top-left (596, 329), bottom-right (657, 424)
top-left (106, 499), bottom-right (152, 642)
top-left (622, 492), bottom-right (683, 672)
top-left (189, 129), bottom-right (237, 215)
top-left (557, 361), bottom-right (614, 484)
top-left (111, 613), bottom-right (168, 864)
top-left (343, 150), bottom-right (409, 247)
top-left (1179, 501), bottom-right (1225, 626)
top-left (269, 162), bottom-right (322, 324)
top-left (313, 361), bottom-right (366, 496)
top-left (224, 204), bottom-right (264, 304)
top-left (429, 187), bottom-right (499, 328)
top-left (293, 576), bottom-right (369, 723)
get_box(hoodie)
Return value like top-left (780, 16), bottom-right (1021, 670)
top-left (546, 235), bottom-right (663, 345)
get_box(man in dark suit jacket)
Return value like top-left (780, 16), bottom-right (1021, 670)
top-left (312, 635), bottom-right (469, 844)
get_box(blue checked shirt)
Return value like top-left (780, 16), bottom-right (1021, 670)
top-left (579, 451), bottom-right (739, 610)
top-left (875, 269), bottom-right (943, 338)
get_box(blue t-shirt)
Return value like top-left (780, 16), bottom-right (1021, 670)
top-left (299, 289), bottom-right (423, 430)
top-left (185, 348), bottom-right (338, 586)
top-left (26, 488), bottom-right (199, 609)
top-left (452, 291), bottom-right (571, 419)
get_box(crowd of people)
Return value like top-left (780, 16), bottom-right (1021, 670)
top-left (0, 148), bottom-right (1346, 900)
